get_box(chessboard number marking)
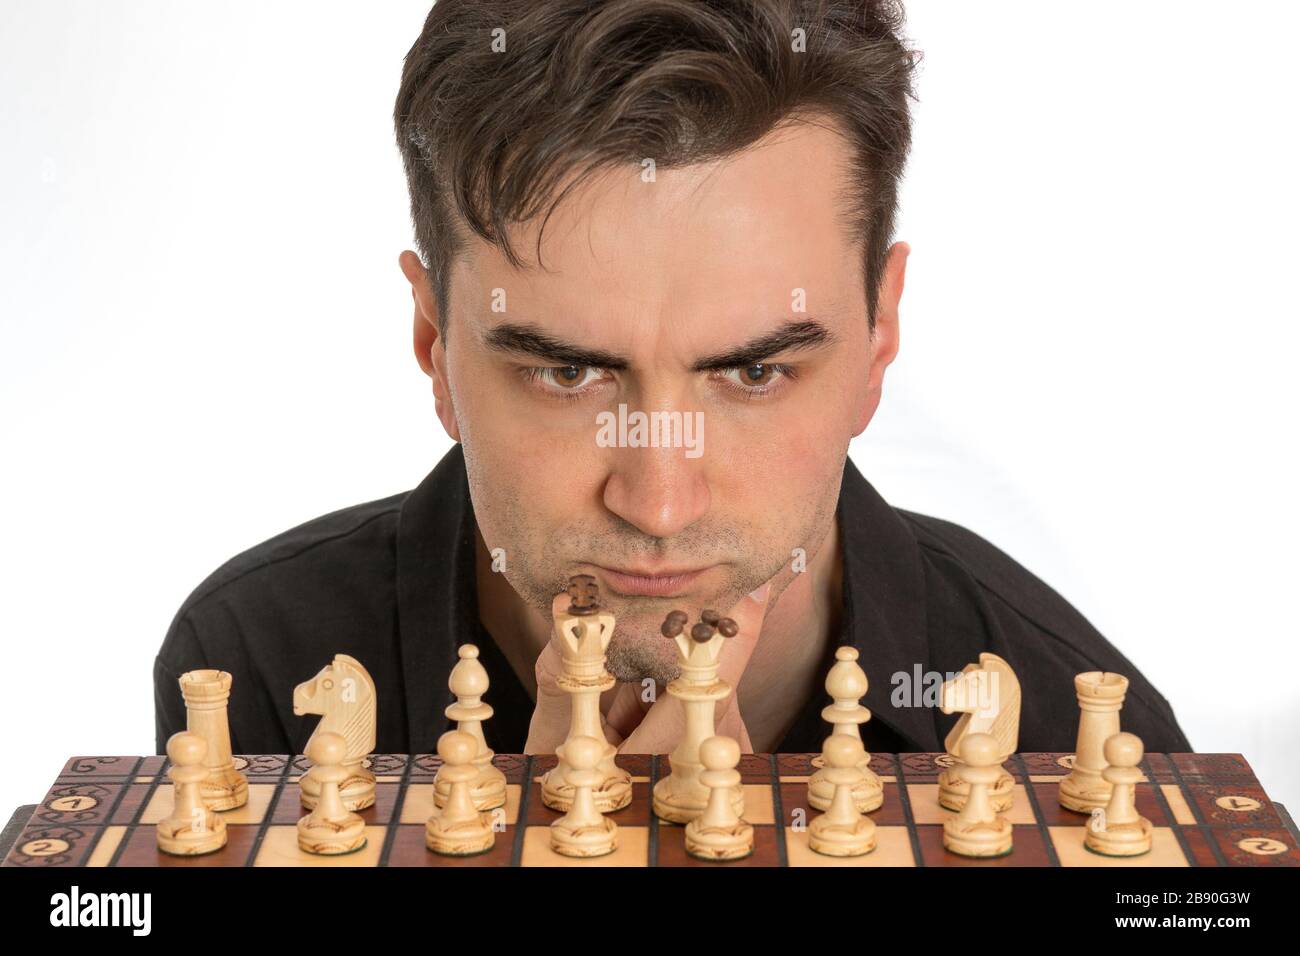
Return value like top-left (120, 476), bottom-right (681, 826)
top-left (1236, 837), bottom-right (1287, 856)
top-left (1215, 795), bottom-right (1262, 812)
top-left (1056, 755), bottom-right (1077, 770)
top-left (48, 795), bottom-right (99, 812)
top-left (20, 838), bottom-right (71, 857)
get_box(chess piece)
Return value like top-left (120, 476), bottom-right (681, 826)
top-left (1059, 671), bottom-right (1129, 813)
top-left (685, 736), bottom-right (754, 861)
top-left (809, 735), bottom-right (877, 857)
top-left (1084, 732), bottom-right (1153, 857)
top-left (178, 669), bottom-right (248, 811)
top-left (157, 731), bottom-right (228, 856)
top-left (434, 645), bottom-right (507, 812)
top-left (540, 576), bottom-right (632, 814)
top-left (426, 730), bottom-right (495, 856)
top-left (807, 647), bottom-right (883, 813)
top-left (653, 609), bottom-right (746, 824)
top-left (550, 735), bottom-right (618, 858)
top-left (297, 731), bottom-right (367, 855)
top-left (937, 653), bottom-right (1019, 812)
top-left (942, 732), bottom-right (1014, 857)
top-left (295, 654), bottom-right (377, 812)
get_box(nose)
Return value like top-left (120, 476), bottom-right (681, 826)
top-left (601, 444), bottom-right (711, 540)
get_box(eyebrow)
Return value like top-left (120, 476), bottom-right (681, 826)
top-left (692, 320), bottom-right (836, 371)
top-left (482, 318), bottom-right (835, 371)
top-left (483, 323), bottom-right (630, 370)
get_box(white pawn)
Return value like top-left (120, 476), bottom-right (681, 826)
top-left (685, 736), bottom-right (753, 861)
top-left (809, 735), bottom-right (877, 857)
top-left (551, 735), bottom-right (617, 858)
top-left (426, 730), bottom-right (495, 856)
top-left (297, 731), bottom-right (367, 855)
top-left (943, 732), bottom-right (1013, 858)
top-left (435, 645), bottom-right (507, 811)
top-left (157, 732), bottom-right (227, 856)
top-left (1085, 732), bottom-right (1153, 857)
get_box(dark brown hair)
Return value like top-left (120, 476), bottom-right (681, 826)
top-left (394, 0), bottom-right (918, 338)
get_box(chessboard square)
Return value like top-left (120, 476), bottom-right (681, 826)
top-left (650, 786), bottom-right (773, 826)
top-left (742, 784), bottom-right (774, 825)
top-left (269, 783), bottom-right (398, 825)
top-left (1049, 826), bottom-right (1188, 867)
top-left (617, 754), bottom-right (653, 777)
top-left (525, 778), bottom-right (653, 826)
top-left (655, 823), bottom-right (780, 867)
top-left (906, 784), bottom-right (1036, 825)
top-left (85, 826), bottom-right (127, 866)
top-left (141, 783), bottom-right (275, 825)
top-left (1134, 785), bottom-right (1173, 827)
top-left (520, 825), bottom-right (649, 866)
top-left (385, 824), bottom-right (515, 867)
top-left (115, 822), bottom-right (260, 866)
top-left (1029, 782), bottom-right (1094, 827)
top-left (1160, 785), bottom-right (1197, 825)
top-left (777, 782), bottom-right (905, 826)
top-left (915, 824), bottom-right (1051, 866)
top-left (398, 783), bottom-right (521, 826)
top-left (253, 825), bottom-right (385, 866)
top-left (785, 826), bottom-right (915, 867)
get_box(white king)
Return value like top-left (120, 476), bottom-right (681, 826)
top-left (539, 574), bottom-right (633, 813)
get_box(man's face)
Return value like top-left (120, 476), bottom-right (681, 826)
top-left (422, 118), bottom-right (901, 682)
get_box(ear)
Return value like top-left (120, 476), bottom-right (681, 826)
top-left (399, 250), bottom-right (461, 443)
top-left (852, 240), bottom-right (908, 436)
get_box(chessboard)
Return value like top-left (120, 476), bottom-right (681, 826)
top-left (5, 751), bottom-right (1298, 867)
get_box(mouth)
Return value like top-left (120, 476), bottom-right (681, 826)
top-left (591, 564), bottom-right (711, 598)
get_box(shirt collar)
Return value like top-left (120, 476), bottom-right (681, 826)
top-left (395, 443), bottom-right (478, 751)
top-left (396, 444), bottom-right (940, 753)
top-left (835, 454), bottom-right (939, 750)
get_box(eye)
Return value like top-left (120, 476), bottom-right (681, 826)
top-left (717, 362), bottom-right (795, 395)
top-left (522, 364), bottom-right (608, 396)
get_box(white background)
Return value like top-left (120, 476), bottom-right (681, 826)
top-left (2, 1), bottom-right (1297, 823)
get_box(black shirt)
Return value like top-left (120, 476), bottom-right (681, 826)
top-left (153, 444), bottom-right (1192, 757)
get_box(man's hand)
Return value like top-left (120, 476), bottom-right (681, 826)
top-left (522, 591), bottom-right (601, 754)
top-left (523, 580), bottom-right (774, 755)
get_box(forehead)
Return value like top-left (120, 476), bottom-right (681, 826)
top-left (454, 118), bottom-right (863, 335)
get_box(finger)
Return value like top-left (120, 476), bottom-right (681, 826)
top-left (524, 641), bottom-right (573, 753)
top-left (616, 694), bottom-right (686, 754)
top-left (716, 702), bottom-right (754, 753)
top-left (713, 581), bottom-right (773, 692)
top-left (603, 681), bottom-right (651, 739)
top-left (523, 593), bottom-right (576, 754)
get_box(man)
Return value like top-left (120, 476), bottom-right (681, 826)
top-left (154, 0), bottom-right (1191, 759)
